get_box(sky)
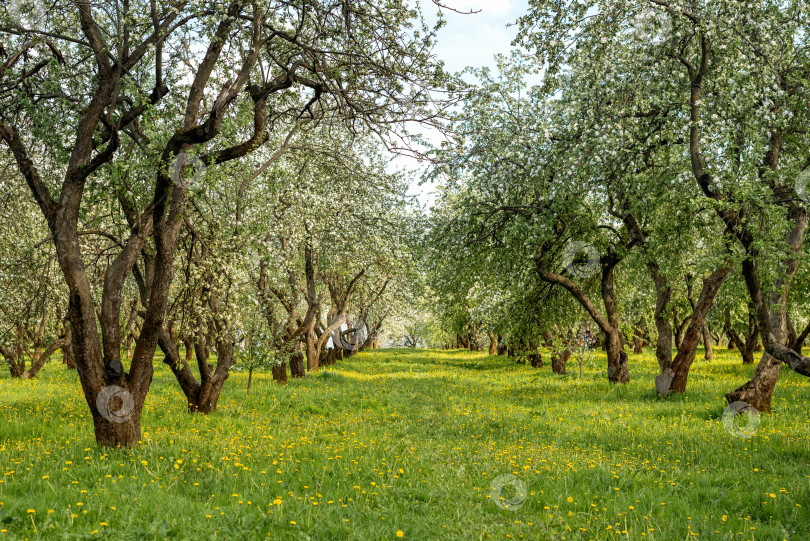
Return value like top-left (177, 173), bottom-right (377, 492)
top-left (399, 0), bottom-right (530, 207)
top-left (419, 0), bottom-right (528, 74)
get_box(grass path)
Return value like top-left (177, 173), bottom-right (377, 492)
top-left (1, 348), bottom-right (809, 539)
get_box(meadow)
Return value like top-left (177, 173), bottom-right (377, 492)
top-left (1, 348), bottom-right (809, 540)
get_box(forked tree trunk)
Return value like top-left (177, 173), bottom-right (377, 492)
top-left (686, 274), bottom-right (715, 361)
top-left (536, 251), bottom-right (629, 383)
top-left (22, 339), bottom-right (67, 379)
top-left (658, 266), bottom-right (730, 395)
top-left (786, 313), bottom-right (810, 354)
top-left (739, 345), bottom-right (756, 365)
top-left (2, 323), bottom-right (26, 378)
top-left (723, 191), bottom-right (810, 411)
top-left (195, 378), bottom-right (228, 414)
top-left (725, 306), bottom-right (759, 365)
top-left (726, 282), bottom-right (790, 412)
top-left (1, 5), bottom-right (275, 447)
top-left (632, 315), bottom-right (647, 354)
top-left (672, 308), bottom-right (691, 351)
top-left (191, 341), bottom-right (234, 414)
top-left (158, 328), bottom-right (233, 414)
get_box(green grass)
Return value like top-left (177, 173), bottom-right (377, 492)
top-left (1, 348), bottom-right (809, 540)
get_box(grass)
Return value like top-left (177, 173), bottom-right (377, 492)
top-left (1, 347), bottom-right (809, 540)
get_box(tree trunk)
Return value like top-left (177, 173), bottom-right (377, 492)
top-left (536, 250), bottom-right (629, 383)
top-left (272, 361), bottom-right (288, 384)
top-left (702, 323), bottom-right (714, 360)
top-left (605, 330), bottom-right (629, 383)
top-left (497, 337), bottom-right (507, 356)
top-left (183, 335), bottom-right (195, 364)
top-left (786, 314), bottom-right (810, 354)
top-left (726, 290), bottom-right (788, 413)
top-left (650, 271), bottom-right (673, 375)
top-left (528, 351), bottom-right (543, 368)
top-left (62, 329), bottom-right (76, 368)
top-left (725, 306), bottom-right (759, 365)
top-left (726, 354), bottom-right (781, 412)
top-left (551, 349), bottom-right (569, 374)
top-left (158, 325), bottom-right (234, 415)
top-left (306, 326), bottom-right (319, 371)
top-left (92, 408), bottom-right (142, 448)
top-left (195, 378), bottom-right (228, 414)
top-left (290, 351), bottom-right (305, 378)
top-left (3, 323), bottom-right (26, 378)
top-left (686, 274), bottom-right (715, 361)
top-left (740, 345), bottom-right (756, 365)
top-left (488, 331), bottom-right (498, 356)
top-left (631, 317), bottom-right (644, 354)
top-left (22, 339), bottom-right (67, 379)
top-left (661, 267), bottom-right (730, 394)
top-left (723, 197), bottom-right (810, 411)
top-left (4, 351), bottom-right (24, 378)
top-left (247, 367), bottom-right (253, 393)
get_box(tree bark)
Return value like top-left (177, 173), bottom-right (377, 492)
top-left (686, 274), bottom-right (715, 361)
top-left (306, 325), bottom-right (319, 371)
top-left (657, 265), bottom-right (731, 395)
top-left (290, 351), bottom-right (306, 378)
top-left (552, 349), bottom-right (569, 374)
top-left (536, 250), bottom-right (629, 383)
top-left (272, 361), bottom-right (288, 384)
top-left (725, 306), bottom-right (759, 365)
top-left (92, 410), bottom-right (142, 448)
top-left (62, 323), bottom-right (77, 369)
top-left (22, 339), bottom-right (68, 379)
top-left (488, 331), bottom-right (498, 356)
top-left (651, 270), bottom-right (673, 374)
top-left (786, 313), bottom-right (810, 354)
